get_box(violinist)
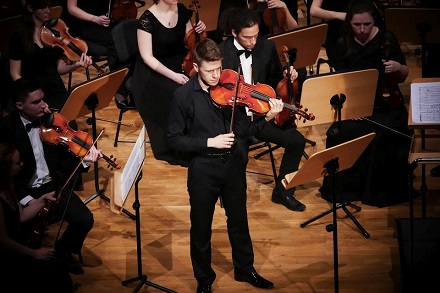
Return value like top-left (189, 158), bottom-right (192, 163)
top-left (8, 0), bottom-right (92, 114)
top-left (168, 38), bottom-right (282, 293)
top-left (129, 0), bottom-right (206, 166)
top-left (320, 0), bottom-right (412, 207)
top-left (0, 78), bottom-right (102, 275)
top-left (0, 143), bottom-right (73, 292)
top-left (218, 7), bottom-right (307, 212)
top-left (62, 0), bottom-right (131, 107)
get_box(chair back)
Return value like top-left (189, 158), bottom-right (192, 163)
top-left (111, 19), bottom-right (139, 64)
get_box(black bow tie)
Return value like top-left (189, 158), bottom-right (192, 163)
top-left (25, 120), bottom-right (41, 132)
top-left (237, 49), bottom-right (252, 58)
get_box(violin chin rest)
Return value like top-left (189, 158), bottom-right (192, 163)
top-left (41, 112), bottom-right (54, 128)
top-left (45, 17), bottom-right (58, 28)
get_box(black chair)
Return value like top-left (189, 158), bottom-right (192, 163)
top-left (248, 137), bottom-right (278, 182)
top-left (111, 18), bottom-right (139, 147)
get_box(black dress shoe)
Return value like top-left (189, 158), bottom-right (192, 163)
top-left (234, 269), bottom-right (274, 289)
top-left (55, 251), bottom-right (84, 275)
top-left (271, 189), bottom-right (306, 212)
top-left (196, 283), bottom-right (212, 293)
top-left (431, 164), bottom-right (440, 177)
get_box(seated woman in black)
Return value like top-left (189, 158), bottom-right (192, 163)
top-left (320, 0), bottom-right (412, 207)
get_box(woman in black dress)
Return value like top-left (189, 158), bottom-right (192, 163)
top-left (320, 0), bottom-right (412, 207)
top-left (0, 143), bottom-right (73, 293)
top-left (129, 0), bottom-right (206, 166)
top-left (8, 0), bottom-right (92, 113)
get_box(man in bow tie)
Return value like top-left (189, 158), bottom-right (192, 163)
top-left (218, 7), bottom-right (307, 212)
top-left (0, 77), bottom-right (102, 275)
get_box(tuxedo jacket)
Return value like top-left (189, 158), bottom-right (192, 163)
top-left (0, 111), bottom-right (89, 200)
top-left (218, 36), bottom-right (283, 90)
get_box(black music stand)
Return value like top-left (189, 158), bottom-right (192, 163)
top-left (60, 68), bottom-right (135, 220)
top-left (295, 68), bottom-right (378, 238)
top-left (283, 133), bottom-right (375, 293)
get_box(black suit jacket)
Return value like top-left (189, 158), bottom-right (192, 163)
top-left (218, 36), bottom-right (283, 90)
top-left (0, 111), bottom-right (88, 200)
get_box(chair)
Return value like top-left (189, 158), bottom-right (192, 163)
top-left (248, 137), bottom-right (278, 182)
top-left (111, 19), bottom-right (139, 147)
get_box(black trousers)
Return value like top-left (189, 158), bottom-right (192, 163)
top-left (188, 153), bottom-right (255, 285)
top-left (255, 120), bottom-right (306, 196)
top-left (25, 180), bottom-right (94, 254)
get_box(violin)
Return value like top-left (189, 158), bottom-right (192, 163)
top-left (378, 37), bottom-right (402, 110)
top-left (182, 0), bottom-right (207, 77)
top-left (262, 2), bottom-right (287, 34)
top-left (210, 69), bottom-right (314, 122)
top-left (40, 17), bottom-right (105, 75)
top-left (39, 112), bottom-right (121, 170)
top-left (275, 46), bottom-right (314, 126)
top-left (106, 0), bottom-right (144, 23)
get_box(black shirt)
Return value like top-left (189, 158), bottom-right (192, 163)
top-left (168, 75), bottom-right (269, 156)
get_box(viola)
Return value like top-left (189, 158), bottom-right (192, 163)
top-left (106, 0), bottom-right (144, 23)
top-left (39, 112), bottom-right (121, 170)
top-left (262, 5), bottom-right (287, 34)
top-left (378, 37), bottom-right (402, 110)
top-left (182, 0), bottom-right (207, 77)
top-left (40, 17), bottom-right (105, 75)
top-left (275, 46), bottom-right (314, 126)
top-left (210, 69), bottom-right (314, 122)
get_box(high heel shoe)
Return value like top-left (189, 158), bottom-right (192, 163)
top-left (115, 98), bottom-right (129, 109)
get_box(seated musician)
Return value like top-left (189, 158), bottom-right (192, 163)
top-left (319, 0), bottom-right (412, 207)
top-left (0, 77), bottom-right (102, 275)
top-left (218, 7), bottom-right (307, 212)
top-left (8, 0), bottom-right (92, 114)
top-left (0, 142), bottom-right (73, 292)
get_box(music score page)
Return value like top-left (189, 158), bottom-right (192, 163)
top-left (411, 82), bottom-right (440, 123)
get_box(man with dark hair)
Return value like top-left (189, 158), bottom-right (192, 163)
top-left (0, 77), bottom-right (101, 275)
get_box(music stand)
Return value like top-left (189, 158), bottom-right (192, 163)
top-left (268, 23), bottom-right (328, 69)
top-left (296, 68), bottom-right (378, 237)
top-left (60, 68), bottom-right (135, 220)
top-left (283, 133), bottom-right (375, 293)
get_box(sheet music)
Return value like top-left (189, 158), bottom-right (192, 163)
top-left (120, 125), bottom-right (146, 205)
top-left (411, 82), bottom-right (440, 123)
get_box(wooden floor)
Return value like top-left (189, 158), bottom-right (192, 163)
top-left (51, 2), bottom-right (440, 293)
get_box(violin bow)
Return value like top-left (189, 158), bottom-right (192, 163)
top-left (52, 129), bottom-right (105, 247)
top-left (229, 65), bottom-right (242, 133)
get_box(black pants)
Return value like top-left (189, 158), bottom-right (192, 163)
top-left (188, 153), bottom-right (255, 285)
top-left (24, 180), bottom-right (94, 254)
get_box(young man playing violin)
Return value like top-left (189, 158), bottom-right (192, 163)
top-left (218, 7), bottom-right (307, 212)
top-left (168, 38), bottom-right (283, 293)
top-left (0, 78), bottom-right (102, 275)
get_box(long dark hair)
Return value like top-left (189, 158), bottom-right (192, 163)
top-left (218, 7), bottom-right (260, 36)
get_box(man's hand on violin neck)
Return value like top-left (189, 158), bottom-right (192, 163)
top-left (84, 146), bottom-right (103, 163)
top-left (265, 98), bottom-right (284, 121)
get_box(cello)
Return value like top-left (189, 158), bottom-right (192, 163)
top-left (182, 0), bottom-right (207, 77)
top-left (261, 1), bottom-right (287, 34)
top-left (275, 46), bottom-right (314, 126)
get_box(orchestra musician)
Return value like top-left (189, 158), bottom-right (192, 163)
top-left (168, 37), bottom-right (281, 293)
top-left (319, 0), bottom-right (412, 207)
top-left (129, 0), bottom-right (206, 166)
top-left (0, 142), bottom-right (73, 293)
top-left (218, 7), bottom-right (307, 212)
top-left (61, 0), bottom-right (131, 107)
top-left (0, 77), bottom-right (102, 275)
top-left (8, 0), bottom-right (92, 114)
